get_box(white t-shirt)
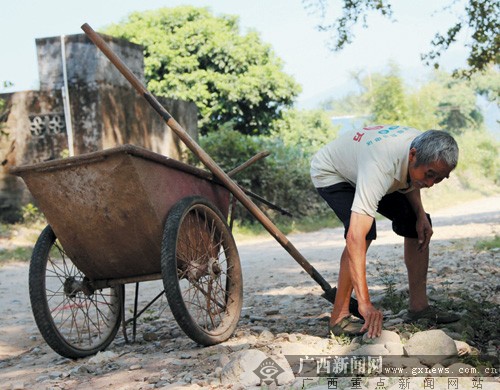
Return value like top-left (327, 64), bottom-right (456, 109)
top-left (310, 125), bottom-right (420, 217)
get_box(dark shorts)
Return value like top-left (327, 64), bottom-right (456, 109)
top-left (316, 182), bottom-right (432, 240)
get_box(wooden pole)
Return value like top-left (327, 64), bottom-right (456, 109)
top-left (81, 23), bottom-right (333, 293)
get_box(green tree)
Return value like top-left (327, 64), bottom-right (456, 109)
top-left (369, 67), bottom-right (409, 124)
top-left (103, 6), bottom-right (300, 135)
top-left (302, 0), bottom-right (499, 76)
top-left (320, 65), bottom-right (489, 134)
top-left (320, 70), bottom-right (374, 118)
top-left (470, 65), bottom-right (500, 104)
top-left (405, 81), bottom-right (441, 131)
top-left (270, 108), bottom-right (339, 154)
top-left (321, 90), bottom-right (372, 117)
top-left (431, 71), bottom-right (484, 134)
top-left (320, 66), bottom-right (410, 124)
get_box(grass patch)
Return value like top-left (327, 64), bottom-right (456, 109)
top-left (0, 223), bottom-right (14, 239)
top-left (436, 291), bottom-right (499, 352)
top-left (0, 246), bottom-right (32, 265)
top-left (474, 235), bottom-right (500, 251)
top-left (332, 333), bottom-right (353, 345)
top-left (0, 221), bottom-right (44, 267)
top-left (380, 285), bottom-right (407, 315)
top-left (374, 259), bottom-right (408, 314)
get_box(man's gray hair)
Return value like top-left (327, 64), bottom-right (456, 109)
top-left (410, 130), bottom-right (459, 169)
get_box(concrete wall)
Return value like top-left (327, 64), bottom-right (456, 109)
top-left (0, 33), bottom-right (199, 222)
top-left (37, 34), bottom-right (145, 91)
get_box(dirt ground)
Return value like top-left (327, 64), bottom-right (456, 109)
top-left (0, 195), bottom-right (498, 389)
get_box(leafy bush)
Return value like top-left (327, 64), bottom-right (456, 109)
top-left (195, 111), bottom-right (339, 226)
top-left (21, 203), bottom-right (45, 225)
top-left (455, 129), bottom-right (500, 185)
top-left (270, 108), bottom-right (337, 155)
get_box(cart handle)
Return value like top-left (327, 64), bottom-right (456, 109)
top-left (227, 150), bottom-right (270, 178)
top-left (81, 23), bottom-right (333, 294)
top-left (227, 150), bottom-right (293, 216)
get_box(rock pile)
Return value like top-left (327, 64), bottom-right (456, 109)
top-left (4, 310), bottom-right (497, 389)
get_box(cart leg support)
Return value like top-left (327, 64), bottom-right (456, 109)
top-left (119, 285), bottom-right (129, 344)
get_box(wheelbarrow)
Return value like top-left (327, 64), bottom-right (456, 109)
top-left (12, 142), bottom-right (294, 358)
top-left (10, 24), bottom-right (359, 359)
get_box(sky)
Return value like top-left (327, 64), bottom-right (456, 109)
top-left (0, 0), bottom-right (476, 108)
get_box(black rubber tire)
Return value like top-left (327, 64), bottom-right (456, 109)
top-left (29, 225), bottom-right (122, 359)
top-left (161, 196), bottom-right (243, 345)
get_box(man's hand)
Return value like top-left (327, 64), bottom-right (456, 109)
top-left (359, 303), bottom-right (383, 338)
top-left (415, 214), bottom-right (433, 251)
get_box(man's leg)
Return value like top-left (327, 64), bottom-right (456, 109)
top-left (404, 237), bottom-right (460, 323)
top-left (372, 192), bottom-right (458, 323)
top-left (377, 193), bottom-right (431, 312)
top-left (404, 237), bottom-right (429, 312)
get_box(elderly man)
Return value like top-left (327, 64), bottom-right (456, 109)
top-left (310, 125), bottom-right (460, 338)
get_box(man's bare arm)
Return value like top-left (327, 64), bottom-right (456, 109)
top-left (405, 189), bottom-right (426, 217)
top-left (346, 211), bottom-right (383, 338)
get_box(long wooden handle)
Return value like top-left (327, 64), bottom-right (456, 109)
top-left (81, 23), bottom-right (332, 292)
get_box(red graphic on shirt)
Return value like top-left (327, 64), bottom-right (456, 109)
top-left (353, 132), bottom-right (365, 142)
top-left (363, 125), bottom-right (385, 131)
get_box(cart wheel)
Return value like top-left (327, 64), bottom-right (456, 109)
top-left (161, 196), bottom-right (243, 345)
top-left (29, 225), bottom-right (122, 359)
